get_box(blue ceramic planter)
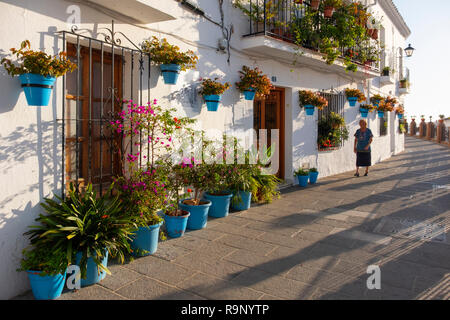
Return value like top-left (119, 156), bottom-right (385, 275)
top-left (360, 108), bottom-right (369, 118)
top-left (204, 94), bottom-right (221, 112)
top-left (75, 250), bottom-right (108, 287)
top-left (160, 64), bottom-right (181, 85)
top-left (243, 89), bottom-right (256, 101)
top-left (19, 73), bottom-right (56, 106)
top-left (203, 192), bottom-right (233, 218)
top-left (179, 199), bottom-right (212, 230)
top-left (378, 111), bottom-right (385, 118)
top-left (372, 100), bottom-right (380, 108)
top-left (309, 171), bottom-right (319, 184)
top-left (130, 223), bottom-right (162, 256)
top-left (164, 212), bottom-right (190, 238)
top-left (304, 104), bottom-right (315, 116)
top-left (347, 97), bottom-right (358, 107)
top-left (297, 175), bottom-right (309, 187)
top-left (231, 191), bottom-right (252, 211)
top-left (27, 271), bottom-right (66, 300)
top-left (398, 113), bottom-right (403, 119)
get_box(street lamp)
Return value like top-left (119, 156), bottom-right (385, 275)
top-left (404, 44), bottom-right (415, 57)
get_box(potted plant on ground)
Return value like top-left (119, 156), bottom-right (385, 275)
top-left (198, 77), bottom-right (231, 112)
top-left (299, 90), bottom-right (328, 116)
top-left (230, 164), bottom-right (260, 211)
top-left (370, 94), bottom-right (384, 107)
top-left (202, 164), bottom-right (235, 218)
top-left (235, 66), bottom-right (274, 101)
top-left (142, 37), bottom-right (198, 85)
top-left (17, 246), bottom-right (68, 300)
top-left (323, 0), bottom-right (342, 18)
top-left (25, 183), bottom-right (136, 287)
top-left (345, 88), bottom-right (366, 107)
top-left (309, 168), bottom-right (319, 184)
top-left (1, 40), bottom-right (76, 106)
top-left (294, 168), bottom-right (310, 187)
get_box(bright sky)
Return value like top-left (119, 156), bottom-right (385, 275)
top-left (394, 0), bottom-right (450, 120)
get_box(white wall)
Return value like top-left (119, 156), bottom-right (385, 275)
top-left (0, 0), bottom-right (407, 299)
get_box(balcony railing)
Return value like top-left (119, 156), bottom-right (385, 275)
top-left (240, 0), bottom-right (380, 71)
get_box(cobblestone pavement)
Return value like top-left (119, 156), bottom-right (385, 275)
top-left (15, 137), bottom-right (450, 300)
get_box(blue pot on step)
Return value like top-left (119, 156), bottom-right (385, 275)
top-left (243, 88), bottom-right (256, 101)
top-left (75, 250), bottom-right (108, 287)
top-left (309, 171), bottom-right (319, 184)
top-left (130, 222), bottom-right (163, 256)
top-left (27, 270), bottom-right (66, 300)
top-left (378, 111), bottom-right (385, 118)
top-left (164, 211), bottom-right (190, 238)
top-left (203, 192), bottom-right (233, 218)
top-left (204, 94), bottom-right (221, 112)
top-left (231, 191), bottom-right (252, 211)
top-left (179, 199), bottom-right (212, 230)
top-left (19, 73), bottom-right (56, 106)
top-left (304, 104), bottom-right (315, 116)
top-left (360, 108), bottom-right (369, 118)
top-left (160, 64), bottom-right (181, 85)
top-left (347, 97), bottom-right (358, 107)
top-left (297, 174), bottom-right (309, 187)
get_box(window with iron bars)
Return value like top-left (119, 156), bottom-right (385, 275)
top-left (317, 93), bottom-right (347, 151)
top-left (379, 117), bottom-right (388, 136)
top-left (60, 25), bottom-right (152, 196)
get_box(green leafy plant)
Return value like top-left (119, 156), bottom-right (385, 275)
top-left (141, 37), bottom-right (198, 71)
top-left (318, 112), bottom-right (349, 149)
top-left (1, 40), bottom-right (77, 77)
top-left (25, 183), bottom-right (137, 279)
top-left (399, 78), bottom-right (410, 89)
top-left (233, 0), bottom-right (284, 26)
top-left (345, 88), bottom-right (366, 102)
top-left (17, 246), bottom-right (69, 276)
top-left (198, 77), bottom-right (231, 96)
top-left (235, 66), bottom-right (274, 98)
top-left (309, 168), bottom-right (318, 173)
top-left (294, 168), bottom-right (309, 176)
top-left (299, 90), bottom-right (328, 109)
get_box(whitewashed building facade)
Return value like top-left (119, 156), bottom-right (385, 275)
top-left (0, 0), bottom-right (411, 299)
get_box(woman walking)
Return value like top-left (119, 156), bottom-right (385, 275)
top-left (354, 120), bottom-right (373, 177)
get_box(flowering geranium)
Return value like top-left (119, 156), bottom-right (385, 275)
top-left (141, 37), bottom-right (198, 71)
top-left (345, 88), bottom-right (366, 102)
top-left (377, 96), bottom-right (397, 112)
top-left (235, 66), bottom-right (274, 98)
top-left (198, 77), bottom-right (231, 96)
top-left (370, 94), bottom-right (384, 105)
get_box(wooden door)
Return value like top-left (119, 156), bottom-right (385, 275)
top-left (253, 88), bottom-right (285, 178)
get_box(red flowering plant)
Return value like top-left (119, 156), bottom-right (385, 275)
top-left (235, 66), bottom-right (274, 98)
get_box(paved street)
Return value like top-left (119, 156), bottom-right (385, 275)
top-left (16, 136), bottom-right (450, 300)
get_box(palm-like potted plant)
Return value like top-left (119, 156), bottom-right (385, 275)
top-left (25, 183), bottom-right (136, 287)
top-left (294, 168), bottom-right (310, 187)
top-left (17, 246), bottom-right (68, 300)
top-left (198, 78), bottom-right (231, 112)
top-left (235, 66), bottom-right (274, 101)
top-left (345, 88), bottom-right (366, 107)
top-left (1, 40), bottom-right (76, 106)
top-left (142, 37), bottom-right (198, 85)
top-left (299, 90), bottom-right (328, 116)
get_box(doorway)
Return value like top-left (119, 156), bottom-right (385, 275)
top-left (253, 87), bottom-right (285, 179)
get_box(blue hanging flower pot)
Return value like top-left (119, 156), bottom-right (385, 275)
top-left (304, 104), bottom-right (315, 116)
top-left (19, 73), bottom-right (56, 106)
top-left (243, 88), bottom-right (256, 101)
top-left (397, 113), bottom-right (403, 119)
top-left (347, 97), bottom-right (358, 107)
top-left (378, 111), bottom-right (385, 118)
top-left (204, 94), bottom-right (221, 112)
top-left (360, 108), bottom-right (369, 118)
top-left (160, 64), bottom-right (181, 85)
